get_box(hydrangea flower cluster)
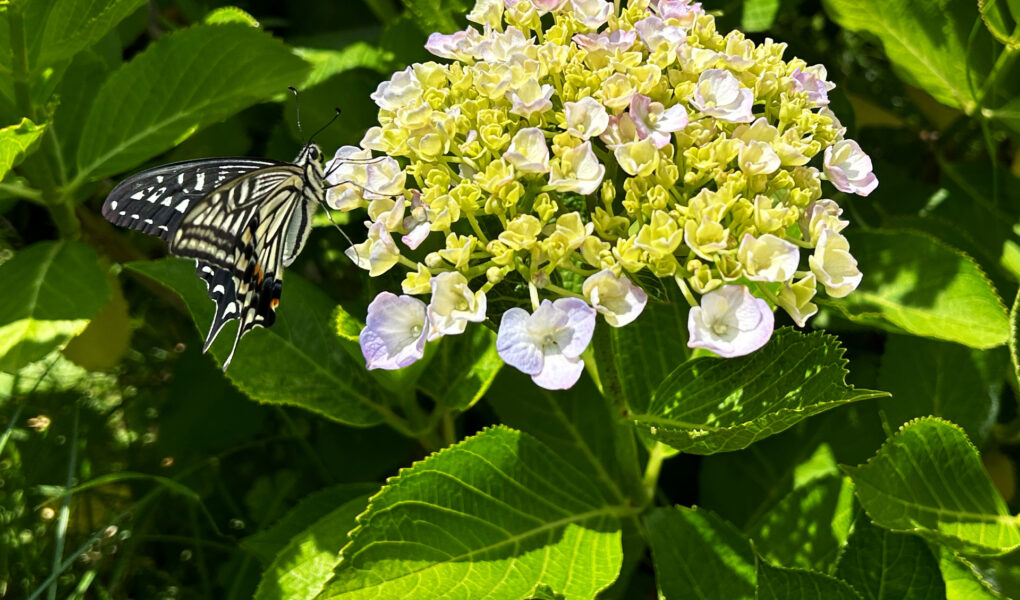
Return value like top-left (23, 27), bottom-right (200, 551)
top-left (328, 0), bottom-right (876, 389)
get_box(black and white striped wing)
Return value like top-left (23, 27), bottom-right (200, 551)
top-left (169, 165), bottom-right (312, 369)
top-left (102, 158), bottom-right (282, 241)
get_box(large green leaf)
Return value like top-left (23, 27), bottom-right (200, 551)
top-left (0, 241), bottom-right (110, 372)
top-left (878, 335), bottom-right (1005, 445)
top-left (322, 426), bottom-right (630, 599)
top-left (294, 43), bottom-right (394, 89)
top-left (742, 0), bottom-right (781, 31)
top-left (254, 492), bottom-right (373, 600)
top-left (126, 258), bottom-right (393, 427)
top-left (827, 230), bottom-right (1010, 349)
top-left (843, 418), bottom-right (1020, 555)
top-left (0, 118), bottom-right (45, 181)
top-left (823, 0), bottom-right (991, 111)
top-left (75, 23), bottom-right (308, 181)
top-left (399, 0), bottom-right (471, 34)
top-left (943, 548), bottom-right (1010, 599)
top-left (486, 369), bottom-right (645, 507)
top-left (756, 557), bottom-right (863, 600)
top-left (629, 328), bottom-right (886, 454)
top-left (835, 516), bottom-right (945, 600)
top-left (1010, 288), bottom-right (1020, 386)
top-left (30, 0), bottom-right (146, 68)
top-left (593, 298), bottom-right (690, 415)
top-left (750, 474), bottom-right (855, 572)
top-left (243, 483), bottom-right (379, 564)
top-left (645, 506), bottom-right (756, 600)
top-left (417, 325), bottom-right (502, 411)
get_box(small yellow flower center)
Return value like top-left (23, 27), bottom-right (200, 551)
top-left (410, 324), bottom-right (422, 336)
top-left (712, 321), bottom-right (729, 336)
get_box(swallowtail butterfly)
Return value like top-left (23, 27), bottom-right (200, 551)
top-left (103, 142), bottom-right (328, 370)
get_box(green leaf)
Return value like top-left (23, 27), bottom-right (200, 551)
top-left (417, 325), bottom-right (502, 411)
top-left (827, 230), bottom-right (1010, 349)
top-left (992, 96), bottom-right (1020, 133)
top-left (0, 241), bottom-right (110, 373)
top-left (979, 0), bottom-right (1019, 45)
top-left (486, 369), bottom-right (645, 506)
top-left (937, 546), bottom-right (1005, 599)
top-left (835, 516), bottom-right (945, 600)
top-left (630, 328), bottom-right (886, 454)
top-left (878, 335), bottom-right (1005, 445)
top-left (126, 258), bottom-right (393, 427)
top-left (742, 0), bottom-right (781, 31)
top-left (645, 506), bottom-right (756, 600)
top-left (31, 0), bottom-right (146, 69)
top-left (294, 43), bottom-right (394, 90)
top-left (756, 556), bottom-right (863, 600)
top-left (50, 49), bottom-right (116, 174)
top-left (592, 298), bottom-right (690, 415)
top-left (204, 6), bottom-right (260, 27)
top-left (75, 23), bottom-right (308, 181)
top-left (254, 493), bottom-right (373, 600)
top-left (0, 118), bottom-right (45, 181)
top-left (822, 0), bottom-right (992, 111)
top-left (322, 426), bottom-right (629, 599)
top-left (243, 483), bottom-right (379, 564)
top-left (843, 417), bottom-right (1020, 555)
top-left (399, 0), bottom-right (471, 34)
top-left (1010, 288), bottom-right (1020, 385)
top-left (0, 352), bottom-right (96, 397)
top-left (750, 474), bottom-right (855, 572)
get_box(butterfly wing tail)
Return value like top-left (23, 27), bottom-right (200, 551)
top-left (197, 261), bottom-right (240, 356)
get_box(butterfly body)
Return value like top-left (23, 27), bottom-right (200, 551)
top-left (103, 144), bottom-right (325, 369)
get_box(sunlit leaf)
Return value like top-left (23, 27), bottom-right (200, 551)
top-left (0, 118), bottom-right (45, 181)
top-left (756, 557), bottom-right (863, 599)
top-left (630, 329), bottom-right (886, 454)
top-left (843, 417), bottom-right (1020, 555)
top-left (835, 516), bottom-right (945, 600)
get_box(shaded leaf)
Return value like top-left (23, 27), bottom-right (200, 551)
top-left (756, 556), bottom-right (863, 600)
top-left (0, 118), bottom-right (45, 181)
top-left (322, 426), bottom-right (629, 600)
top-left (76, 23), bottom-right (308, 181)
top-left (126, 258), bottom-right (393, 427)
top-left (62, 271), bottom-right (132, 370)
top-left (295, 43), bottom-right (394, 89)
top-left (399, 0), bottom-right (471, 34)
top-left (32, 0), bottom-right (146, 68)
top-left (937, 546), bottom-right (1005, 599)
top-left (843, 417), bottom-right (1020, 555)
top-left (0, 241), bottom-right (110, 372)
top-left (645, 506), bottom-right (756, 600)
top-left (750, 474), bottom-right (855, 572)
top-left (878, 335), bottom-right (1005, 446)
top-left (742, 0), bottom-right (781, 31)
top-left (254, 493), bottom-right (373, 600)
top-left (835, 516), bottom-right (945, 600)
top-left (630, 328), bottom-right (886, 454)
top-left (823, 0), bottom-right (992, 111)
top-left (827, 230), bottom-right (1010, 349)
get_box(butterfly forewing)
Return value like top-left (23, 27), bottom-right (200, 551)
top-left (103, 144), bottom-right (326, 370)
top-left (102, 158), bottom-right (281, 241)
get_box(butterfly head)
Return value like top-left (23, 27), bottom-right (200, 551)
top-left (296, 143), bottom-right (325, 183)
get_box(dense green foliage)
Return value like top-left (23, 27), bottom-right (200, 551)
top-left (2, 0), bottom-right (1020, 598)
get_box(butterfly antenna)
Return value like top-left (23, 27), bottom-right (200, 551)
top-left (307, 107), bottom-right (342, 146)
top-left (288, 86), bottom-right (304, 138)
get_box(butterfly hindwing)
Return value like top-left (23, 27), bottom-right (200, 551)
top-left (102, 158), bottom-right (282, 241)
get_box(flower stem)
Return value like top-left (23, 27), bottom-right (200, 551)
top-left (673, 275), bottom-right (699, 307)
top-left (642, 442), bottom-right (669, 506)
top-left (543, 282), bottom-right (586, 300)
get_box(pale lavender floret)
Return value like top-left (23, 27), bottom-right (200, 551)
top-left (791, 67), bottom-right (835, 106)
top-left (629, 93), bottom-right (689, 149)
top-left (824, 139), bottom-right (878, 196)
top-left (655, 0), bottom-right (704, 25)
top-left (532, 0), bottom-right (567, 13)
top-left (634, 16), bottom-right (686, 54)
top-left (687, 285), bottom-right (774, 358)
top-left (401, 190), bottom-right (431, 250)
top-left (424, 28), bottom-right (481, 62)
top-left (572, 29), bottom-right (637, 53)
top-left (359, 292), bottom-right (429, 370)
top-left (689, 69), bottom-right (755, 123)
top-left (496, 298), bottom-right (596, 390)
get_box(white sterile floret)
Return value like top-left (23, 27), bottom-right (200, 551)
top-left (582, 269), bottom-right (648, 327)
top-left (370, 66), bottom-right (422, 111)
top-left (509, 80), bottom-right (555, 119)
top-left (809, 228), bottom-right (862, 298)
top-left (345, 221), bottom-right (400, 276)
top-left (800, 199), bottom-right (848, 245)
top-left (426, 271), bottom-right (487, 340)
top-left (687, 284), bottom-right (774, 358)
top-left (737, 233), bottom-right (800, 282)
top-left (359, 292), bottom-right (430, 370)
top-left (563, 97), bottom-right (610, 140)
top-left (401, 191), bottom-right (431, 250)
top-left (689, 68), bottom-right (754, 123)
top-left (496, 298), bottom-right (596, 390)
top-left (503, 128), bottom-right (551, 173)
top-left (425, 28), bottom-right (482, 62)
top-left (571, 0), bottom-right (613, 29)
top-left (629, 94), bottom-right (688, 149)
top-left (324, 146), bottom-right (370, 211)
top-left (634, 16), bottom-right (686, 56)
top-left (548, 141), bottom-right (605, 195)
top-left (364, 156), bottom-right (406, 199)
top-left (738, 140), bottom-right (781, 175)
top-left (824, 139), bottom-right (878, 196)
top-left (467, 0), bottom-right (503, 28)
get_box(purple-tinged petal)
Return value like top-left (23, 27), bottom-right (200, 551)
top-left (531, 352), bottom-right (586, 389)
top-left (497, 307), bottom-right (544, 374)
